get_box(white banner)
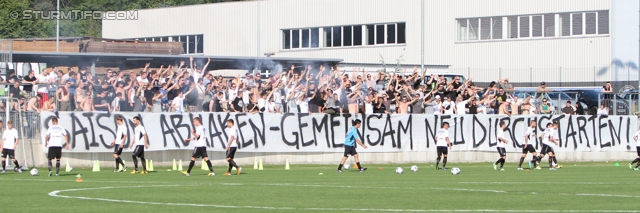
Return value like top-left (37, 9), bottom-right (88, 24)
top-left (39, 112), bottom-right (638, 153)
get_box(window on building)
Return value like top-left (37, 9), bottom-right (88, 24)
top-left (480, 18), bottom-right (491, 40)
top-left (544, 14), bottom-right (555, 37)
top-left (458, 10), bottom-right (608, 42)
top-left (397, 23), bottom-right (406, 43)
top-left (283, 23), bottom-right (405, 49)
top-left (132, 34), bottom-right (203, 54)
top-left (353, 26), bottom-right (363, 46)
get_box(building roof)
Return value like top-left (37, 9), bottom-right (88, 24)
top-left (10, 51), bottom-right (342, 71)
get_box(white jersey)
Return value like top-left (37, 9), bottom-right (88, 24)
top-left (226, 126), bottom-right (239, 148)
top-left (435, 129), bottom-right (449, 147)
top-left (194, 125), bottom-right (207, 147)
top-left (433, 102), bottom-right (442, 115)
top-left (635, 130), bottom-right (640, 147)
top-left (115, 124), bottom-right (127, 145)
top-left (541, 128), bottom-right (553, 145)
top-left (456, 101), bottom-right (467, 115)
top-left (2, 128), bottom-right (19, 149)
top-left (524, 127), bottom-right (536, 144)
top-left (133, 125), bottom-right (147, 146)
top-left (546, 128), bottom-right (557, 147)
top-left (496, 128), bottom-right (506, 148)
top-left (46, 125), bottom-right (67, 147)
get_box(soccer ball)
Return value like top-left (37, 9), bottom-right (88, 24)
top-left (410, 165), bottom-right (418, 172)
top-left (30, 168), bottom-right (38, 176)
top-left (451, 167), bottom-right (461, 175)
top-left (343, 164), bottom-right (350, 170)
top-left (395, 167), bottom-right (404, 174)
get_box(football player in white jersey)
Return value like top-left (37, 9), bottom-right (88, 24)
top-left (434, 122), bottom-right (452, 170)
top-left (182, 117), bottom-right (216, 176)
top-left (224, 119), bottom-right (241, 176)
top-left (129, 116), bottom-right (149, 174)
top-left (630, 129), bottom-right (640, 170)
top-left (110, 116), bottom-right (127, 172)
top-left (546, 122), bottom-right (559, 170)
top-left (535, 123), bottom-right (553, 170)
top-left (519, 120), bottom-right (539, 170)
top-left (1, 120), bottom-right (21, 173)
top-left (45, 118), bottom-right (69, 176)
top-left (493, 121), bottom-right (509, 171)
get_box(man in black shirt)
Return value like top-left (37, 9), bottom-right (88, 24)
top-left (562, 101), bottom-right (575, 115)
top-left (9, 81), bottom-right (21, 100)
top-left (22, 70), bottom-right (37, 93)
top-left (143, 83), bottom-right (155, 112)
top-left (467, 99), bottom-right (478, 114)
top-left (78, 67), bottom-right (88, 83)
top-left (496, 87), bottom-right (508, 103)
top-left (93, 90), bottom-right (111, 112)
top-left (231, 91), bottom-right (245, 112)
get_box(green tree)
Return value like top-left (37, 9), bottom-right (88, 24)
top-left (0, 0), bottom-right (49, 38)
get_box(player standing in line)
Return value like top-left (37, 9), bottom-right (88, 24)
top-left (45, 118), bottom-right (69, 176)
top-left (630, 129), bottom-right (640, 170)
top-left (519, 120), bottom-right (539, 170)
top-left (336, 119), bottom-right (368, 172)
top-left (129, 116), bottom-right (149, 174)
top-left (434, 122), bottom-right (452, 170)
top-left (224, 119), bottom-right (241, 176)
top-left (493, 121), bottom-right (509, 171)
top-left (1, 121), bottom-right (21, 173)
top-left (110, 116), bottom-right (127, 172)
top-left (183, 117), bottom-right (216, 176)
top-left (535, 123), bottom-right (552, 170)
top-left (546, 122), bottom-right (560, 170)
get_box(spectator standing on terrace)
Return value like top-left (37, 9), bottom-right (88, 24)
top-left (37, 69), bottom-right (52, 107)
top-left (81, 90), bottom-right (94, 112)
top-left (9, 81), bottom-right (21, 103)
top-left (94, 90), bottom-right (111, 112)
top-left (499, 78), bottom-right (514, 91)
top-left (602, 81), bottom-right (613, 107)
top-left (56, 80), bottom-right (72, 111)
top-left (561, 101), bottom-right (576, 115)
top-left (536, 82), bottom-right (552, 102)
top-left (22, 70), bottom-right (37, 94)
top-left (75, 81), bottom-right (86, 111)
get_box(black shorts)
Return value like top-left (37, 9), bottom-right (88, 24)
top-left (192, 147), bottom-right (208, 158)
top-left (226, 147), bottom-right (237, 159)
top-left (132, 145), bottom-right (145, 158)
top-left (48, 147), bottom-right (62, 159)
top-left (636, 147), bottom-right (640, 157)
top-left (522, 145), bottom-right (536, 154)
top-left (437, 146), bottom-right (448, 156)
top-left (113, 145), bottom-right (123, 155)
top-left (497, 147), bottom-right (507, 157)
top-left (343, 145), bottom-right (357, 157)
top-left (1, 149), bottom-right (15, 159)
top-left (540, 144), bottom-right (555, 154)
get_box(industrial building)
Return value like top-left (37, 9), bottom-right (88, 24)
top-left (99, 0), bottom-right (637, 87)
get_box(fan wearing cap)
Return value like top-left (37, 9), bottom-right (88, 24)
top-left (536, 82), bottom-right (552, 102)
top-left (433, 95), bottom-right (443, 115)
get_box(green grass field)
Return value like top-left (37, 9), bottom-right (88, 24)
top-left (1, 162), bottom-right (639, 213)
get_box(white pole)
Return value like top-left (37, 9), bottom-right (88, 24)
top-left (420, 0), bottom-right (424, 75)
top-left (56, 0), bottom-right (60, 52)
top-left (257, 0), bottom-right (260, 57)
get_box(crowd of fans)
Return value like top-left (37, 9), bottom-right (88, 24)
top-left (1, 57), bottom-right (610, 117)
